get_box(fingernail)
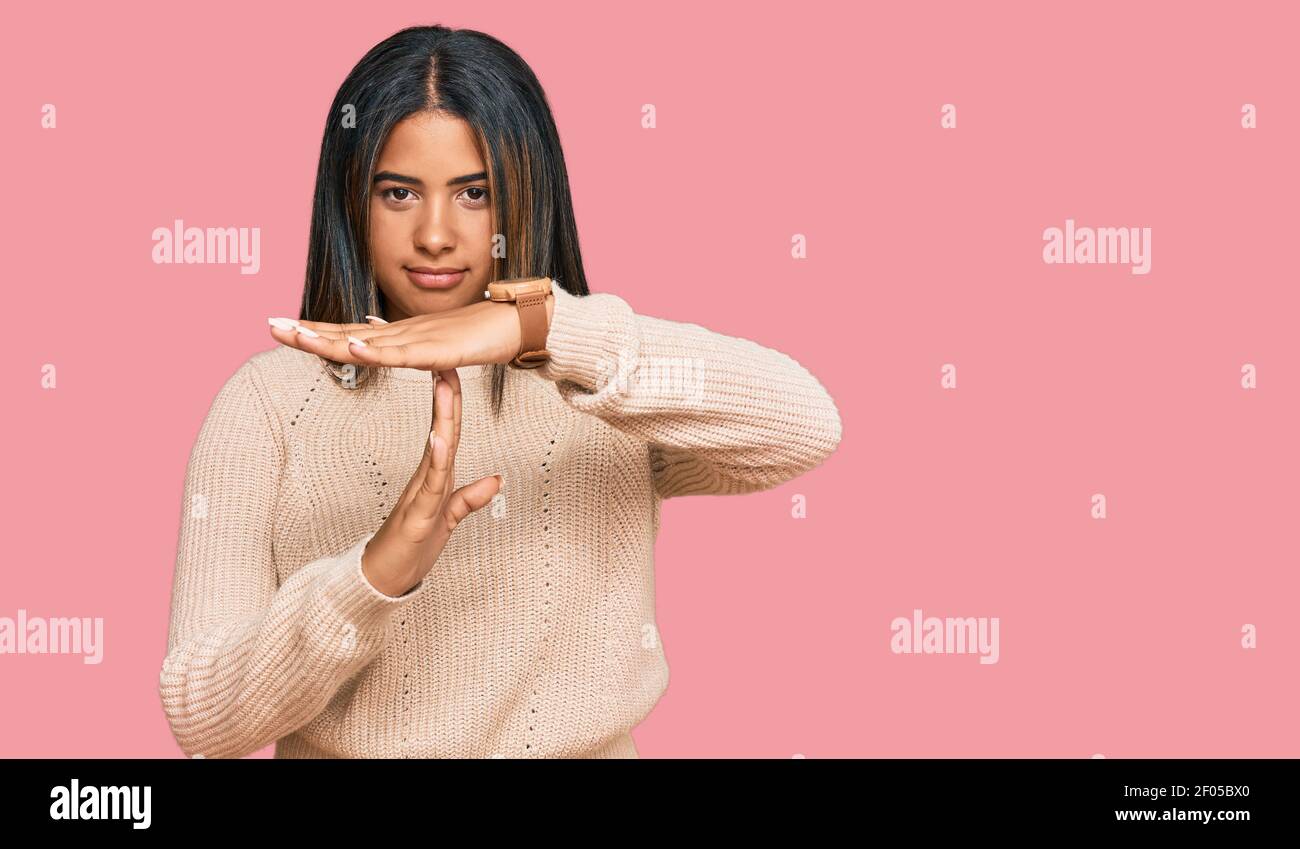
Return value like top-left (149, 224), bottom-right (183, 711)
top-left (268, 317), bottom-right (299, 330)
top-left (495, 473), bottom-right (505, 486)
top-left (365, 315), bottom-right (388, 324)
top-left (347, 335), bottom-right (368, 347)
top-left (296, 325), bottom-right (320, 338)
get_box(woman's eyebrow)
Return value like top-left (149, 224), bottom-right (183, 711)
top-left (373, 170), bottom-right (488, 188)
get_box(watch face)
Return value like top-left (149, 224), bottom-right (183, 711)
top-left (487, 276), bottom-right (552, 300)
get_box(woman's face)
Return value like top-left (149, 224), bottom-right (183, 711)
top-left (368, 111), bottom-right (495, 321)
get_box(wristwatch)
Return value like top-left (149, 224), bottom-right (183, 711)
top-left (485, 276), bottom-right (553, 368)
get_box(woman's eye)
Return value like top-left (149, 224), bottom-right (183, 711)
top-left (382, 187), bottom-right (415, 203)
top-left (462, 187), bottom-right (489, 206)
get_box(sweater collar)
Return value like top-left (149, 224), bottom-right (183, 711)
top-left (382, 363), bottom-right (493, 382)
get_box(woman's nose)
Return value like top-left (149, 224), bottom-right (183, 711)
top-left (415, 201), bottom-right (456, 251)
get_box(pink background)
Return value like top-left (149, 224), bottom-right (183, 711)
top-left (3, 1), bottom-right (1297, 757)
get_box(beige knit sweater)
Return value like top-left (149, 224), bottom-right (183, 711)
top-left (159, 285), bottom-right (843, 758)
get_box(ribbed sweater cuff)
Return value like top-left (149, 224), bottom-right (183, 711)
top-left (537, 286), bottom-right (640, 412)
top-left (311, 532), bottom-right (426, 634)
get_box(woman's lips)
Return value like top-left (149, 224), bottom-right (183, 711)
top-left (405, 268), bottom-right (467, 289)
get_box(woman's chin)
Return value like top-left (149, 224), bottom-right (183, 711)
top-left (405, 286), bottom-right (479, 314)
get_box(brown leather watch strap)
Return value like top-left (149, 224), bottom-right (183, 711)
top-left (511, 291), bottom-right (551, 368)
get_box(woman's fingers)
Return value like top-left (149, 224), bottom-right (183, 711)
top-left (395, 370), bottom-right (462, 516)
top-left (346, 335), bottom-right (465, 370)
top-left (266, 318), bottom-right (386, 339)
top-left (296, 321), bottom-right (406, 342)
top-left (275, 330), bottom-right (398, 366)
top-left (331, 336), bottom-right (434, 369)
top-left (266, 318), bottom-right (408, 361)
top-left (440, 476), bottom-right (502, 535)
top-left (454, 377), bottom-right (461, 455)
top-left (409, 430), bottom-right (452, 520)
top-left (266, 315), bottom-right (468, 372)
top-left (432, 370), bottom-right (456, 454)
top-left (396, 418), bottom-right (437, 514)
top-left (267, 324), bottom-right (302, 348)
top-left (266, 321), bottom-right (365, 360)
top-left (409, 373), bottom-right (458, 521)
top-left (426, 369), bottom-right (457, 456)
top-left (293, 319), bottom-right (390, 335)
top-left (437, 369), bottom-right (463, 459)
top-left (433, 373), bottom-right (459, 500)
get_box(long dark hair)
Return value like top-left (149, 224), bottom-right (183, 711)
top-left (299, 25), bottom-right (590, 415)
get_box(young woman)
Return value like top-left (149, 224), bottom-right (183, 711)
top-left (159, 25), bottom-right (842, 759)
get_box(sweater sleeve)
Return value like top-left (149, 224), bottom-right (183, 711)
top-left (158, 359), bottom-right (428, 759)
top-left (535, 285), bottom-right (843, 498)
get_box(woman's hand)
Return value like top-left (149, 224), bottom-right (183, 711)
top-left (359, 368), bottom-right (501, 597)
top-left (266, 294), bottom-right (555, 372)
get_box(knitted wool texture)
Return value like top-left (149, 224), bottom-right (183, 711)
top-left (159, 285), bottom-right (843, 758)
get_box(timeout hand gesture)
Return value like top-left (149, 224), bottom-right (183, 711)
top-left (358, 368), bottom-right (500, 597)
top-left (266, 294), bottom-right (555, 372)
